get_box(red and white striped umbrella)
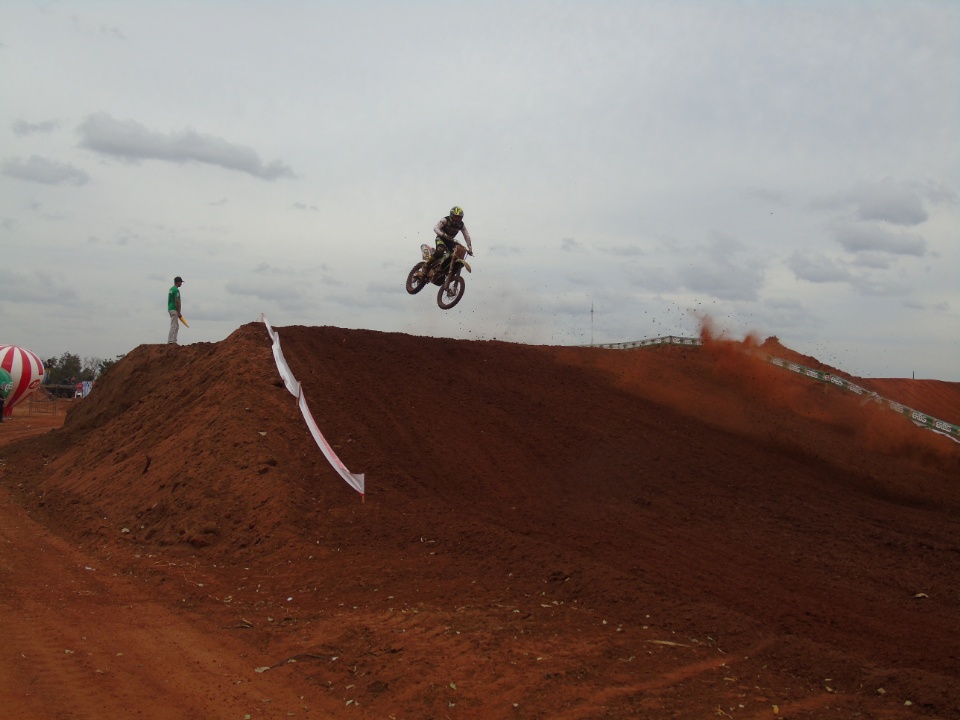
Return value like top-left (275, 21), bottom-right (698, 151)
top-left (0, 345), bottom-right (46, 416)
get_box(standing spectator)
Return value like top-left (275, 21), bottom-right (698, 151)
top-left (168, 276), bottom-right (184, 344)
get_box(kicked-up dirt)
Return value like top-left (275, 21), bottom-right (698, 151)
top-left (0, 322), bottom-right (958, 719)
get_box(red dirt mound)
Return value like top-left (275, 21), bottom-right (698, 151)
top-left (1, 322), bottom-right (958, 719)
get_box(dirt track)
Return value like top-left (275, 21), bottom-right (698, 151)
top-left (1, 323), bottom-right (958, 719)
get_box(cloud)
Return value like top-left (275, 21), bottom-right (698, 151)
top-left (745, 187), bottom-right (787, 205)
top-left (100, 24), bottom-right (126, 40)
top-left (2, 155), bottom-right (90, 185)
top-left (488, 245), bottom-right (524, 256)
top-left (224, 278), bottom-right (304, 302)
top-left (786, 251), bottom-right (851, 283)
top-left (849, 253), bottom-right (891, 270)
top-left (12, 119), bottom-right (60, 135)
top-left (848, 274), bottom-right (910, 297)
top-left (622, 264), bottom-right (679, 293)
top-left (832, 223), bottom-right (926, 256)
top-left (601, 244), bottom-right (645, 257)
top-left (0, 269), bottom-right (79, 304)
top-left (252, 263), bottom-right (297, 276)
top-left (814, 179), bottom-right (929, 226)
top-left (564, 269), bottom-right (599, 287)
top-left (677, 234), bottom-right (765, 301)
top-left (901, 299), bottom-right (950, 313)
top-left (786, 251), bottom-right (910, 297)
top-left (76, 113), bottom-right (295, 180)
top-left (758, 297), bottom-right (816, 331)
top-left (913, 179), bottom-right (958, 206)
top-left (680, 262), bottom-right (764, 302)
top-left (619, 234), bottom-right (765, 300)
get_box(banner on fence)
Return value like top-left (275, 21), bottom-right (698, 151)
top-left (588, 336), bottom-right (703, 350)
top-left (767, 356), bottom-right (960, 443)
top-left (596, 335), bottom-right (959, 444)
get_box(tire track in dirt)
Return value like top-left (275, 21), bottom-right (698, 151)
top-left (0, 482), bottom-right (119, 718)
top-left (0, 483), bottom-right (351, 719)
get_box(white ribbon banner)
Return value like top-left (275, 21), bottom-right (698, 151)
top-left (261, 314), bottom-right (365, 495)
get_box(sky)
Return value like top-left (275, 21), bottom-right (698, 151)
top-left (1, 0), bottom-right (958, 381)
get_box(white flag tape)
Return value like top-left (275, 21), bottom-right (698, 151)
top-left (298, 392), bottom-right (365, 494)
top-left (260, 314), bottom-right (365, 494)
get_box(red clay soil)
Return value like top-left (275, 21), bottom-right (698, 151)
top-left (1, 322), bottom-right (958, 720)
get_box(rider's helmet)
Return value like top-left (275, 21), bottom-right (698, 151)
top-left (450, 206), bottom-right (464, 218)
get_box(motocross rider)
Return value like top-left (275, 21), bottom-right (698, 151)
top-left (418, 206), bottom-right (474, 277)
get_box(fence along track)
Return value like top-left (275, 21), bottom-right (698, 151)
top-left (586, 336), bottom-right (960, 444)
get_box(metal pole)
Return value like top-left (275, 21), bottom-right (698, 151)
top-left (590, 302), bottom-right (594, 346)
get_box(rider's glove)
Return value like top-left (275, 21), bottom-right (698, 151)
top-left (467, 249), bottom-right (474, 256)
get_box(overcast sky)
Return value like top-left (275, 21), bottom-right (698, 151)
top-left (2, 0), bottom-right (958, 381)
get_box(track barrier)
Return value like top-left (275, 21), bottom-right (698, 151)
top-left (594, 336), bottom-right (960, 444)
top-left (591, 336), bottom-right (702, 350)
top-left (260, 315), bottom-right (365, 495)
top-left (767, 356), bottom-right (960, 444)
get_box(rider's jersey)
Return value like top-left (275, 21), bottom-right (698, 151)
top-left (434, 216), bottom-right (472, 252)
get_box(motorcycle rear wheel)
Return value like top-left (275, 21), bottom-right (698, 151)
top-left (406, 263), bottom-right (428, 294)
top-left (437, 276), bottom-right (465, 309)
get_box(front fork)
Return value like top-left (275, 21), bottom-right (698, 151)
top-left (442, 258), bottom-right (462, 292)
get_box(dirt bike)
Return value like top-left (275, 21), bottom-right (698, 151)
top-left (405, 241), bottom-right (472, 310)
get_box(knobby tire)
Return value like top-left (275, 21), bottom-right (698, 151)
top-left (437, 276), bottom-right (465, 309)
top-left (406, 263), bottom-right (428, 295)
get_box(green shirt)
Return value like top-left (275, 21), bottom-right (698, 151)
top-left (168, 285), bottom-right (181, 312)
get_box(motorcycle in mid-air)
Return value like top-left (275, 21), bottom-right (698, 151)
top-left (405, 241), bottom-right (472, 310)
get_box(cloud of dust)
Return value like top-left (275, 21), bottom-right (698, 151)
top-left (695, 315), bottom-right (959, 464)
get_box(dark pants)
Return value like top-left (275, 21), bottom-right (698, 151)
top-left (427, 237), bottom-right (454, 266)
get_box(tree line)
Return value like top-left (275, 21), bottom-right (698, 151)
top-left (43, 352), bottom-right (125, 385)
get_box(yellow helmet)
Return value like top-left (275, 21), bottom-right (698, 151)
top-left (450, 206), bottom-right (464, 217)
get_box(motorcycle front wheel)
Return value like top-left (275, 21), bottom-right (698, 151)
top-left (437, 276), bottom-right (465, 309)
top-left (406, 263), bottom-right (428, 294)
